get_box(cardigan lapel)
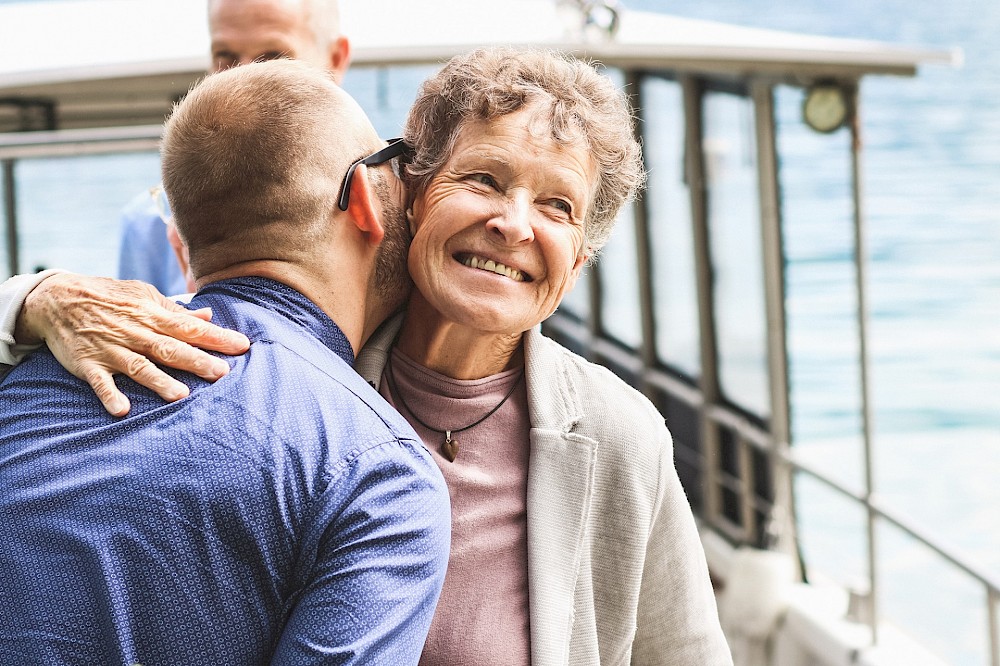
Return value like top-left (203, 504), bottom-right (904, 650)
top-left (354, 311), bottom-right (404, 388)
top-left (524, 329), bottom-right (599, 665)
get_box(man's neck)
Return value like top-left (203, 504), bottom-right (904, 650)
top-left (198, 260), bottom-right (369, 356)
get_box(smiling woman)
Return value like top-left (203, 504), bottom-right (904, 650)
top-left (350, 47), bottom-right (732, 665)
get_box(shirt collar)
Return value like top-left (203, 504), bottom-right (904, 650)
top-left (195, 276), bottom-right (355, 366)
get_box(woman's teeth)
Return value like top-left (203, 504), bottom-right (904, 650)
top-left (463, 255), bottom-right (525, 282)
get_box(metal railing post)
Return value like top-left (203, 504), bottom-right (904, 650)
top-left (2, 159), bottom-right (17, 277)
top-left (751, 79), bottom-right (797, 556)
top-left (989, 586), bottom-right (999, 666)
top-left (848, 83), bottom-right (879, 644)
top-left (681, 75), bottom-right (723, 528)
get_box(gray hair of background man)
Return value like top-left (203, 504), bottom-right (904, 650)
top-left (401, 47), bottom-right (647, 257)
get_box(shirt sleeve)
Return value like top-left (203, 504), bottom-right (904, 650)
top-left (272, 439), bottom-right (450, 665)
top-left (0, 268), bottom-right (66, 367)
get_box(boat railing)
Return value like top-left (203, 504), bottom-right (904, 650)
top-left (0, 125), bottom-right (162, 277)
top-left (541, 71), bottom-right (996, 664)
top-left (546, 306), bottom-right (1000, 664)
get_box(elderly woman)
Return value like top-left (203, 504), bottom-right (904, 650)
top-left (2, 49), bottom-right (731, 664)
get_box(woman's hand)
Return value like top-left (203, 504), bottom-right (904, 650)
top-left (16, 273), bottom-right (250, 417)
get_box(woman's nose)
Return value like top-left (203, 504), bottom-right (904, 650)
top-left (487, 196), bottom-right (535, 245)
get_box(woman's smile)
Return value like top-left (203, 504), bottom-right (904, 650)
top-left (457, 253), bottom-right (530, 283)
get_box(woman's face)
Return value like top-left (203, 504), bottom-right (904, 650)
top-left (407, 105), bottom-right (596, 336)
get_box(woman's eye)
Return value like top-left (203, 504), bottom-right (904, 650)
top-left (549, 199), bottom-right (572, 214)
top-left (471, 174), bottom-right (498, 188)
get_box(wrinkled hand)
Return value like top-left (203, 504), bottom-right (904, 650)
top-left (18, 273), bottom-right (250, 417)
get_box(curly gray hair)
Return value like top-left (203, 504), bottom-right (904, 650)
top-left (402, 47), bottom-right (646, 255)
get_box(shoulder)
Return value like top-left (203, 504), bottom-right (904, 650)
top-left (185, 294), bottom-right (422, 454)
top-left (259, 339), bottom-right (417, 444)
top-left (524, 330), bottom-right (673, 510)
top-left (525, 332), bottom-right (683, 545)
top-left (527, 330), bottom-right (669, 448)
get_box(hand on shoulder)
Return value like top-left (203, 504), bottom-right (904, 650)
top-left (19, 273), bottom-right (250, 416)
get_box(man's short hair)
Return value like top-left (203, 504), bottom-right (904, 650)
top-left (161, 59), bottom-right (366, 277)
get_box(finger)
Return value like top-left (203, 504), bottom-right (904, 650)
top-left (156, 308), bottom-right (251, 355)
top-left (81, 366), bottom-right (132, 417)
top-left (187, 307), bottom-right (215, 322)
top-left (148, 334), bottom-right (232, 382)
top-left (150, 289), bottom-right (250, 354)
top-left (117, 348), bottom-right (191, 403)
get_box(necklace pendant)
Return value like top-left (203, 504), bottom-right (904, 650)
top-left (441, 431), bottom-right (458, 463)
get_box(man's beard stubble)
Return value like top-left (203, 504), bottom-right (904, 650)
top-left (371, 173), bottom-right (413, 307)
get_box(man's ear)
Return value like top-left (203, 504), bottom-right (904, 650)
top-left (345, 163), bottom-right (385, 246)
top-left (166, 221), bottom-right (196, 292)
top-left (328, 37), bottom-right (351, 84)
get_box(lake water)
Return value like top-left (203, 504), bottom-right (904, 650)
top-left (629, 2), bottom-right (998, 663)
top-left (643, 2), bottom-right (998, 662)
top-left (2, 0), bottom-right (998, 663)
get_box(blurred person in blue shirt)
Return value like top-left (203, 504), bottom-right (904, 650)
top-left (0, 59), bottom-right (448, 665)
top-left (118, 0), bottom-right (351, 295)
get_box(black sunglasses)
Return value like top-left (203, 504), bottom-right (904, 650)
top-left (337, 138), bottom-right (412, 211)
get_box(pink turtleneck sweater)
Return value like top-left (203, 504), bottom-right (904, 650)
top-left (380, 348), bottom-right (532, 666)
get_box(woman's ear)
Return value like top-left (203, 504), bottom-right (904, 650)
top-left (568, 250), bottom-right (590, 286)
top-left (344, 163), bottom-right (385, 246)
top-left (406, 191), bottom-right (424, 237)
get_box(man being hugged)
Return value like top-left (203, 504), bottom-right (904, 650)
top-left (0, 60), bottom-right (449, 665)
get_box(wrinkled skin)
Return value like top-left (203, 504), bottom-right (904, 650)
top-left (17, 273), bottom-right (250, 417)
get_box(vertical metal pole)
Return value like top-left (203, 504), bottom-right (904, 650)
top-left (625, 71), bottom-right (657, 375)
top-left (988, 586), bottom-right (999, 666)
top-left (736, 435), bottom-right (758, 540)
top-left (848, 83), bottom-right (879, 644)
top-left (681, 75), bottom-right (722, 527)
top-left (751, 80), bottom-right (799, 558)
top-left (2, 159), bottom-right (18, 277)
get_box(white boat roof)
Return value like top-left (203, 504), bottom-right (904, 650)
top-left (0, 0), bottom-right (960, 130)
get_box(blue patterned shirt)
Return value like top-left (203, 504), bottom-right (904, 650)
top-left (0, 276), bottom-right (450, 665)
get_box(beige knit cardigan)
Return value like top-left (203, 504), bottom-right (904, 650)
top-left (356, 315), bottom-right (733, 666)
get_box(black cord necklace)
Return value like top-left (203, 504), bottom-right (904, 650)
top-left (384, 351), bottom-right (524, 463)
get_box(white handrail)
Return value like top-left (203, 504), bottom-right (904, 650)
top-left (0, 125), bottom-right (162, 160)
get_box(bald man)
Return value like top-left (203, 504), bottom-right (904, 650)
top-left (0, 59), bottom-right (448, 664)
top-left (119, 0), bottom-right (350, 295)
